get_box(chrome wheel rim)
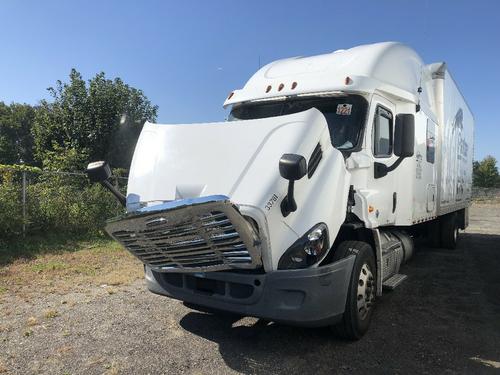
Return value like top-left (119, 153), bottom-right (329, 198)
top-left (357, 263), bottom-right (375, 320)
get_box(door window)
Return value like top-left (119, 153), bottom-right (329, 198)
top-left (373, 106), bottom-right (393, 157)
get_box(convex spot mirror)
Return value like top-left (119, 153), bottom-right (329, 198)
top-left (86, 161), bottom-right (112, 183)
top-left (85, 160), bottom-right (126, 206)
top-left (394, 114), bottom-right (415, 158)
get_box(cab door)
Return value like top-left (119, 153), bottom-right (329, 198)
top-left (367, 94), bottom-right (398, 226)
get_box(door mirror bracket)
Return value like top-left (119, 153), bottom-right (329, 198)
top-left (375, 113), bottom-right (415, 179)
top-left (86, 161), bottom-right (126, 206)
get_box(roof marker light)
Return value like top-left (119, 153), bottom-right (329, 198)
top-left (278, 83), bottom-right (284, 91)
top-left (266, 85), bottom-right (272, 93)
top-left (345, 76), bottom-right (353, 85)
top-left (291, 81), bottom-right (298, 90)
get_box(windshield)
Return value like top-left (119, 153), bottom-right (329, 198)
top-left (228, 95), bottom-right (368, 150)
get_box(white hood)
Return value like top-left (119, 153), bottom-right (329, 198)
top-left (127, 108), bottom-right (351, 268)
top-left (128, 108), bottom-right (325, 206)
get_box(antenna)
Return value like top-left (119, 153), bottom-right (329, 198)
top-left (258, 55), bottom-right (261, 69)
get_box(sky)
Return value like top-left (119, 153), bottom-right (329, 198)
top-left (1, 0), bottom-right (499, 161)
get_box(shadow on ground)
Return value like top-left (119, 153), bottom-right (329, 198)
top-left (179, 231), bottom-right (500, 374)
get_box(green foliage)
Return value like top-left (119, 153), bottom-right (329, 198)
top-left (0, 69), bottom-right (156, 241)
top-left (473, 156), bottom-right (500, 188)
top-left (41, 144), bottom-right (89, 172)
top-left (0, 166), bottom-right (125, 239)
top-left (28, 176), bottom-right (123, 233)
top-left (33, 69), bottom-right (158, 170)
top-left (0, 163), bottom-right (42, 173)
top-left (0, 102), bottom-right (36, 165)
top-left (0, 172), bottom-right (23, 237)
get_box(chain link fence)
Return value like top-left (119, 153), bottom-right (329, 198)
top-left (0, 166), bottom-right (127, 239)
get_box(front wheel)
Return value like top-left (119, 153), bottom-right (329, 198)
top-left (331, 241), bottom-right (376, 340)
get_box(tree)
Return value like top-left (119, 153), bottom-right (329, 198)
top-left (33, 69), bottom-right (158, 170)
top-left (0, 102), bottom-right (36, 165)
top-left (473, 156), bottom-right (499, 188)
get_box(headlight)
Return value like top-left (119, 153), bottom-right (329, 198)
top-left (278, 223), bottom-right (329, 270)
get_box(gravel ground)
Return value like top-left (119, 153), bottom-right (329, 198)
top-left (1, 203), bottom-right (499, 374)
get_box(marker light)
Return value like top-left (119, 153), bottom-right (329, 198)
top-left (291, 81), bottom-right (298, 90)
top-left (345, 76), bottom-right (353, 85)
top-left (278, 83), bottom-right (284, 91)
top-left (266, 85), bottom-right (272, 93)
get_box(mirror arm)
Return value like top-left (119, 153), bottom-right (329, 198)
top-left (374, 156), bottom-right (406, 179)
top-left (281, 180), bottom-right (297, 217)
top-left (386, 156), bottom-right (405, 173)
top-left (100, 180), bottom-right (126, 207)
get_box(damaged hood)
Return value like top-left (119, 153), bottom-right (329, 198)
top-left (126, 108), bottom-right (351, 268)
top-left (127, 108), bottom-right (329, 209)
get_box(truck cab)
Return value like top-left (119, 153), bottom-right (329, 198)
top-left (87, 42), bottom-right (473, 339)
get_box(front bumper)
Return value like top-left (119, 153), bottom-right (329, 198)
top-left (145, 255), bottom-right (355, 327)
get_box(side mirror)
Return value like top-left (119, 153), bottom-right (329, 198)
top-left (86, 161), bottom-right (126, 207)
top-left (279, 154), bottom-right (307, 217)
top-left (394, 114), bottom-right (415, 158)
top-left (279, 154), bottom-right (307, 181)
top-left (86, 161), bottom-right (112, 183)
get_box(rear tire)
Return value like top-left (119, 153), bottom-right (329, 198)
top-left (331, 241), bottom-right (376, 340)
top-left (440, 213), bottom-right (459, 249)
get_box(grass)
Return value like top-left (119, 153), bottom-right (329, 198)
top-left (0, 232), bottom-right (112, 266)
top-left (0, 233), bottom-right (143, 297)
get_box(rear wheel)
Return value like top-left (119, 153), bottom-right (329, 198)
top-left (332, 241), bottom-right (376, 340)
top-left (440, 213), bottom-right (459, 249)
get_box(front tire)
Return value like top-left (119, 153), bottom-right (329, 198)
top-left (332, 241), bottom-right (376, 340)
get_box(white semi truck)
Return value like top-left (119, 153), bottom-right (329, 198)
top-left (87, 42), bottom-right (474, 339)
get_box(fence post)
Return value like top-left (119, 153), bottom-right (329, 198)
top-left (22, 170), bottom-right (26, 237)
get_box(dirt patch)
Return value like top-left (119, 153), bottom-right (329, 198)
top-left (0, 240), bottom-right (143, 300)
top-left (0, 203), bottom-right (499, 374)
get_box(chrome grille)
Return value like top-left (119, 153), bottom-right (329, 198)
top-left (106, 196), bottom-right (262, 272)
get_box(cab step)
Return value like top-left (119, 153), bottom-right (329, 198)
top-left (383, 274), bottom-right (408, 290)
